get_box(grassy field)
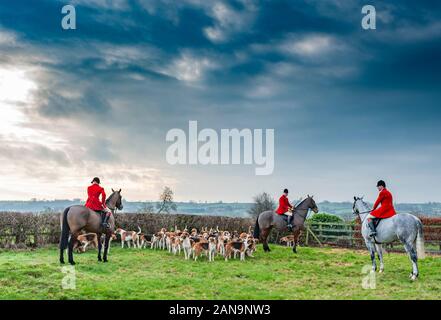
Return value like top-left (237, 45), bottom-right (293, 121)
top-left (1, 245), bottom-right (440, 300)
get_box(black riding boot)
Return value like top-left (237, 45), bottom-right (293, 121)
top-left (368, 219), bottom-right (377, 237)
top-left (287, 215), bottom-right (294, 232)
top-left (101, 212), bottom-right (110, 230)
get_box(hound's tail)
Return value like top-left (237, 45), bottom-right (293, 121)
top-left (253, 218), bottom-right (260, 239)
top-left (59, 207), bottom-right (71, 250)
top-left (137, 226), bottom-right (142, 235)
top-left (416, 219), bottom-right (426, 260)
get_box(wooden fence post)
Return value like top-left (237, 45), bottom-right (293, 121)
top-left (307, 224), bottom-right (323, 247)
top-left (305, 227), bottom-right (309, 246)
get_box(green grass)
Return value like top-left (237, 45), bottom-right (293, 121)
top-left (0, 245), bottom-right (440, 300)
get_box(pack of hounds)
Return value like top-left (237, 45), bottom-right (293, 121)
top-left (74, 226), bottom-right (258, 262)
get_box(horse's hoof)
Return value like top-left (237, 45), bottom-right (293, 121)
top-left (60, 260), bottom-right (65, 264)
top-left (69, 261), bottom-right (76, 266)
top-left (103, 259), bottom-right (108, 263)
top-left (411, 274), bottom-right (417, 281)
top-left (379, 269), bottom-right (384, 273)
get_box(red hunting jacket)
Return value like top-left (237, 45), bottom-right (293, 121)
top-left (371, 188), bottom-right (396, 219)
top-left (276, 195), bottom-right (293, 214)
top-left (85, 184), bottom-right (107, 211)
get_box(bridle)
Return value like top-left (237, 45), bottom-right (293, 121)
top-left (106, 192), bottom-right (123, 213)
top-left (293, 197), bottom-right (318, 219)
top-left (352, 199), bottom-right (372, 223)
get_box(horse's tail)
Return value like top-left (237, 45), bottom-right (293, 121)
top-left (416, 219), bottom-right (425, 260)
top-left (59, 207), bottom-right (71, 250)
top-left (253, 217), bottom-right (260, 239)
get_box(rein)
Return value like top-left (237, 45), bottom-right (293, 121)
top-left (353, 203), bottom-right (383, 244)
top-left (352, 200), bottom-right (372, 223)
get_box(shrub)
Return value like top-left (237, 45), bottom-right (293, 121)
top-left (307, 212), bottom-right (343, 223)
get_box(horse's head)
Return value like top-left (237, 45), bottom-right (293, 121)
top-left (107, 188), bottom-right (124, 211)
top-left (306, 195), bottom-right (319, 213)
top-left (295, 194), bottom-right (319, 213)
top-left (352, 196), bottom-right (367, 215)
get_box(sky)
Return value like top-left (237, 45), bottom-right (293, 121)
top-left (0, 0), bottom-right (440, 203)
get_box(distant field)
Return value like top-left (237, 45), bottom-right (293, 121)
top-left (1, 245), bottom-right (440, 300)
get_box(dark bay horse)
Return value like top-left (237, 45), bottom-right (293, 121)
top-left (253, 196), bottom-right (319, 253)
top-left (59, 189), bottom-right (123, 265)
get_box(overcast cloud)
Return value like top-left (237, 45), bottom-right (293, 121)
top-left (0, 0), bottom-right (440, 202)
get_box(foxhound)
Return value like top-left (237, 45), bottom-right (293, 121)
top-left (115, 226), bottom-right (141, 248)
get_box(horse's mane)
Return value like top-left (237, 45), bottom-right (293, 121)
top-left (106, 191), bottom-right (117, 204)
top-left (295, 197), bottom-right (310, 208)
top-left (356, 197), bottom-right (370, 211)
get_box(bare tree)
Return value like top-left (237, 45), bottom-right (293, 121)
top-left (156, 186), bottom-right (177, 214)
top-left (248, 192), bottom-right (275, 218)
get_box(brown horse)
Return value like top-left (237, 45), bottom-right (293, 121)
top-left (59, 189), bottom-right (123, 265)
top-left (253, 196), bottom-right (318, 253)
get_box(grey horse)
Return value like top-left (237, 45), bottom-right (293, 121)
top-left (253, 196), bottom-right (319, 253)
top-left (352, 196), bottom-right (425, 280)
top-left (59, 189), bottom-right (123, 265)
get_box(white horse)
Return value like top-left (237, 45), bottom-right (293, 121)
top-left (352, 197), bottom-right (425, 280)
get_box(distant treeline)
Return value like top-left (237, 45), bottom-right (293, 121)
top-left (0, 212), bottom-right (255, 249)
top-left (0, 201), bottom-right (440, 219)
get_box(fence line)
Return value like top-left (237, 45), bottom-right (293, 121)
top-left (301, 221), bottom-right (441, 254)
top-left (1, 212), bottom-right (441, 253)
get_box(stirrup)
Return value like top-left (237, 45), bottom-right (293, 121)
top-left (287, 224), bottom-right (293, 231)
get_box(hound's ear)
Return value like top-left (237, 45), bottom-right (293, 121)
top-left (112, 188), bottom-right (115, 193)
top-left (354, 196), bottom-right (357, 201)
top-left (119, 189), bottom-right (122, 193)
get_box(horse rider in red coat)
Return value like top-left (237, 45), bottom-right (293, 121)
top-left (366, 180), bottom-right (396, 237)
top-left (276, 189), bottom-right (295, 231)
top-left (85, 177), bottom-right (111, 230)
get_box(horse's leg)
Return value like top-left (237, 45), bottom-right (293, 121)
top-left (292, 229), bottom-right (301, 253)
top-left (261, 229), bottom-right (271, 252)
top-left (97, 233), bottom-right (103, 262)
top-left (68, 232), bottom-right (78, 265)
top-left (375, 244), bottom-right (384, 273)
top-left (366, 242), bottom-right (377, 272)
top-left (103, 234), bottom-right (111, 263)
top-left (60, 248), bottom-right (65, 264)
top-left (403, 241), bottom-right (418, 280)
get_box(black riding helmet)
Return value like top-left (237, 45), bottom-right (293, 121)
top-left (91, 177), bottom-right (101, 184)
top-left (283, 188), bottom-right (289, 193)
top-left (376, 180), bottom-right (386, 188)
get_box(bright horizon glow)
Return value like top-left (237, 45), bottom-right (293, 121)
top-left (0, 67), bottom-right (36, 102)
top-left (0, 67), bottom-right (37, 137)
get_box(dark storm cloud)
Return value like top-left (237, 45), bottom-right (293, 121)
top-left (0, 0), bottom-right (440, 201)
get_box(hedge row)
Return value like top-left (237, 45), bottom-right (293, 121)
top-left (1, 212), bottom-right (440, 249)
top-left (0, 212), bottom-right (255, 248)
